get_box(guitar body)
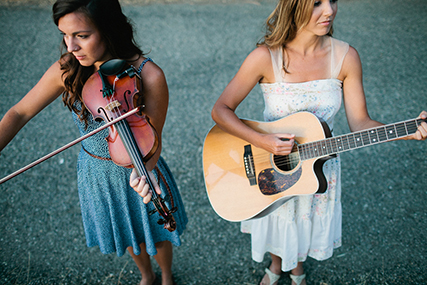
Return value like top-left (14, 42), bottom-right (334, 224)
top-left (203, 112), bottom-right (334, 222)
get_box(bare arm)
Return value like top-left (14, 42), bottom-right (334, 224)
top-left (211, 46), bottom-right (295, 156)
top-left (138, 60), bottom-right (169, 171)
top-left (0, 61), bottom-right (65, 151)
top-left (130, 60), bottom-right (168, 202)
top-left (341, 47), bottom-right (426, 140)
top-left (341, 47), bottom-right (383, 132)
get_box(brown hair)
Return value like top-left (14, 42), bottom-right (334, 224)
top-left (52, 0), bottom-right (143, 125)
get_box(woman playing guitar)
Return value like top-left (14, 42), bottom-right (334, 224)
top-left (211, 0), bottom-right (427, 284)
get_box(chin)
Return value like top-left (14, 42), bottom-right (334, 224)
top-left (317, 29), bottom-right (331, 37)
top-left (78, 60), bottom-right (94, 67)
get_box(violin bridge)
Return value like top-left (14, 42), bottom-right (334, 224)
top-left (105, 100), bottom-right (121, 111)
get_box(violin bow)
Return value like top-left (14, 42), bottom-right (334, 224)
top-left (0, 107), bottom-right (140, 184)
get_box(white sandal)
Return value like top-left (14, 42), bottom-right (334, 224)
top-left (264, 268), bottom-right (281, 285)
top-left (290, 273), bottom-right (306, 285)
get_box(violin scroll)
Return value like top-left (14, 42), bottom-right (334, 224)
top-left (153, 197), bottom-right (177, 232)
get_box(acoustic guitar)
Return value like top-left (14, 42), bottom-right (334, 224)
top-left (203, 112), bottom-right (425, 222)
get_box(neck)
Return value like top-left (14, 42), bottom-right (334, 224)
top-left (286, 34), bottom-right (328, 56)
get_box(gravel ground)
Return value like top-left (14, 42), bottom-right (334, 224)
top-left (0, 0), bottom-right (426, 284)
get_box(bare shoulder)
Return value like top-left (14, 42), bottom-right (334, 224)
top-left (252, 45), bottom-right (271, 56)
top-left (33, 60), bottom-right (66, 96)
top-left (240, 45), bottom-right (274, 83)
top-left (345, 46), bottom-right (361, 64)
top-left (139, 59), bottom-right (167, 88)
top-left (137, 58), bottom-right (168, 113)
top-left (246, 45), bottom-right (271, 65)
top-left (340, 45), bottom-right (362, 80)
top-left (45, 60), bottom-right (66, 84)
top-left (342, 46), bottom-right (362, 71)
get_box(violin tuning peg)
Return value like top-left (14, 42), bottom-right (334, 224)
top-left (157, 219), bottom-right (166, 225)
top-left (163, 194), bottom-right (171, 203)
top-left (126, 68), bottom-right (136, 78)
top-left (117, 67), bottom-right (136, 79)
top-left (148, 209), bottom-right (157, 216)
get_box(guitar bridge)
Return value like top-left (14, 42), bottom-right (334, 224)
top-left (243, 145), bottom-right (256, 186)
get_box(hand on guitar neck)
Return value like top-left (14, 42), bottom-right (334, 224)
top-left (404, 111), bottom-right (427, 141)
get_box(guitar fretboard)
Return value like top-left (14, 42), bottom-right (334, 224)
top-left (299, 118), bottom-right (425, 161)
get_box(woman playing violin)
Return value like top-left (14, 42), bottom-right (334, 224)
top-left (0, 0), bottom-right (187, 284)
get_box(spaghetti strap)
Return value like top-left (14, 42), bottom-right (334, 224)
top-left (267, 47), bottom-right (285, 83)
top-left (330, 38), bottom-right (349, 79)
top-left (137, 58), bottom-right (153, 74)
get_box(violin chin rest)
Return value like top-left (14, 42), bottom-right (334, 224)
top-left (99, 59), bottom-right (127, 76)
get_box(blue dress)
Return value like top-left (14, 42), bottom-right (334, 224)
top-left (71, 59), bottom-right (187, 257)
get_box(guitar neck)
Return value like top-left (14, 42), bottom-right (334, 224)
top-left (299, 117), bottom-right (425, 161)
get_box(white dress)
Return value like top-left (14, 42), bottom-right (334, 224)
top-left (241, 37), bottom-right (350, 272)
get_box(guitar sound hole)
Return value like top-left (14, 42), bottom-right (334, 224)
top-left (273, 146), bottom-right (300, 172)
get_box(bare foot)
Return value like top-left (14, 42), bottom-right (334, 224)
top-left (138, 270), bottom-right (156, 285)
top-left (161, 272), bottom-right (173, 285)
top-left (162, 276), bottom-right (173, 285)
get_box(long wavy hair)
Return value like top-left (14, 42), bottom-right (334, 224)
top-left (52, 0), bottom-right (143, 125)
top-left (259, 0), bottom-right (334, 71)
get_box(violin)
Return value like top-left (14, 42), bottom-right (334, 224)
top-left (82, 59), bottom-right (177, 232)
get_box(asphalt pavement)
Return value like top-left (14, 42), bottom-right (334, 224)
top-left (0, 0), bottom-right (426, 284)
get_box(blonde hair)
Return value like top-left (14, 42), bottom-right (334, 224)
top-left (259, 0), bottom-right (333, 49)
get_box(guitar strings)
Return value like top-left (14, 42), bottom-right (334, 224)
top-left (237, 117), bottom-right (424, 171)
top-left (248, 152), bottom-right (301, 169)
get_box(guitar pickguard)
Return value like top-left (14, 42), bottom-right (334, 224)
top-left (258, 167), bottom-right (302, 195)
